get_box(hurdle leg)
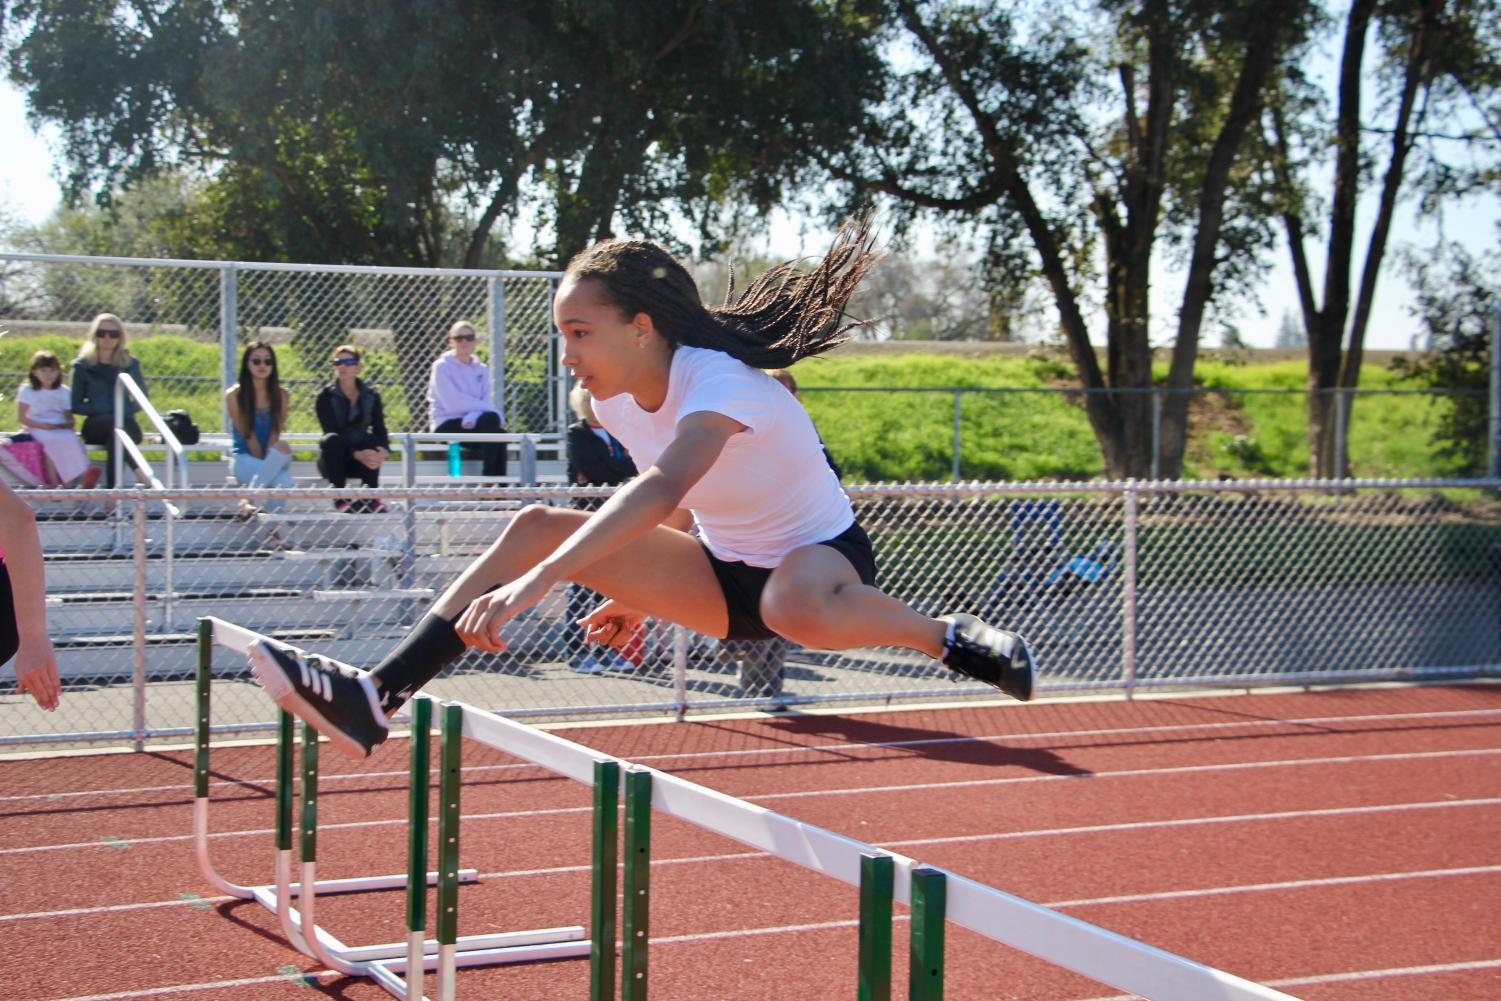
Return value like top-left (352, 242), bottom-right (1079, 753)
top-left (909, 868), bottom-right (947, 1001)
top-left (435, 703), bottom-right (463, 1001)
top-left (193, 619), bottom-right (256, 899)
top-left (590, 760), bottom-right (621, 1001)
top-left (405, 697), bottom-right (433, 1000)
top-left (621, 768), bottom-right (653, 1001)
top-left (859, 853), bottom-right (894, 1001)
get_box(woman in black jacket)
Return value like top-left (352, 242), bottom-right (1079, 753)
top-left (70, 313), bottom-right (146, 487)
top-left (314, 345), bottom-right (390, 512)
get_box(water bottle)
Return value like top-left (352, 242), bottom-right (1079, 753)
top-left (448, 442), bottom-right (462, 477)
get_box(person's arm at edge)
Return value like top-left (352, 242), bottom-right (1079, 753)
top-left (0, 482), bottom-right (59, 711)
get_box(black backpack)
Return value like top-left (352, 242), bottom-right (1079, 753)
top-left (163, 409), bottom-right (201, 445)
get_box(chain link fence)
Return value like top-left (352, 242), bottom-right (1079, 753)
top-left (4, 478), bottom-right (1498, 750)
top-left (0, 252), bottom-right (566, 438)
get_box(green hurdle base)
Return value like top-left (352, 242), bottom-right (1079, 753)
top-left (194, 619), bottom-right (591, 1000)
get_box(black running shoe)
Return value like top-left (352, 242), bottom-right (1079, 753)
top-left (938, 614), bottom-right (1035, 702)
top-left (248, 641), bottom-right (390, 758)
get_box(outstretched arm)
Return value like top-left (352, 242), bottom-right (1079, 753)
top-left (455, 410), bottom-right (741, 649)
top-left (0, 482), bottom-right (59, 711)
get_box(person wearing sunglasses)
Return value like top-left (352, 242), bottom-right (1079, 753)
top-left (314, 345), bottom-right (389, 512)
top-left (226, 341), bottom-right (294, 520)
top-left (427, 320), bottom-right (506, 479)
top-left (70, 313), bottom-right (147, 487)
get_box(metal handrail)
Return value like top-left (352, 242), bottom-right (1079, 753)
top-left (114, 372), bottom-right (184, 636)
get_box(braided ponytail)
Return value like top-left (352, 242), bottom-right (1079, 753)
top-left (562, 216), bottom-right (881, 368)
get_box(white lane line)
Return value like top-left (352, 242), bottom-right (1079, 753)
top-left (8, 707), bottom-right (1494, 804)
top-left (1048, 864), bottom-right (1501, 908)
top-left (1081, 957), bottom-right (1501, 1000)
top-left (42, 945), bottom-right (1501, 1000)
top-left (5, 746), bottom-right (1498, 856)
top-left (881, 798), bottom-right (1501, 849)
top-left (751, 746), bottom-right (1501, 801)
top-left (49, 968), bottom-right (343, 1001)
top-left (6, 820), bottom-right (1500, 925)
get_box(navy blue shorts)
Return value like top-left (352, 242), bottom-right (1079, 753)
top-left (701, 521), bottom-right (877, 641)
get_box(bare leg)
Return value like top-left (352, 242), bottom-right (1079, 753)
top-left (760, 545), bottom-right (947, 657)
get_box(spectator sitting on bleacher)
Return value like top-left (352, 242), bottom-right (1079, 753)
top-left (70, 313), bottom-right (146, 488)
top-left (226, 341), bottom-right (293, 517)
top-left (17, 350), bottom-right (99, 488)
top-left (314, 345), bottom-right (389, 513)
top-left (428, 320), bottom-right (507, 479)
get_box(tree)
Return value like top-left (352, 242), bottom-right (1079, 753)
top-left (812, 0), bottom-right (1312, 478)
top-left (1389, 241), bottom-right (1498, 476)
top-left (1274, 307), bottom-right (1306, 348)
top-left (1266, 0), bottom-right (1501, 477)
top-left (2, 1), bottom-right (884, 269)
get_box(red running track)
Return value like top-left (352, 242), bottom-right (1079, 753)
top-left (1, 683), bottom-right (1499, 1000)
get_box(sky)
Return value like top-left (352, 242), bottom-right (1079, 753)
top-left (2, 78), bottom-right (1495, 351)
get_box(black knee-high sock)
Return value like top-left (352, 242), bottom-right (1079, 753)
top-left (369, 612), bottom-right (467, 715)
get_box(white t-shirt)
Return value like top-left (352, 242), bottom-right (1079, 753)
top-left (593, 345), bottom-right (852, 567)
top-left (16, 384), bottom-right (72, 425)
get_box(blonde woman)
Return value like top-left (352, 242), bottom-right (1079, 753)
top-left (70, 314), bottom-right (147, 487)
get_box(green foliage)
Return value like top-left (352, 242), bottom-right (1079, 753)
top-left (0, 337), bottom-right (1482, 482)
top-left (1390, 245), bottom-right (1499, 478)
top-left (3, 0), bottom-right (883, 268)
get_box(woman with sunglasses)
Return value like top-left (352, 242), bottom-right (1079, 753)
top-left (250, 219), bottom-right (1036, 759)
top-left (70, 313), bottom-right (147, 488)
top-left (314, 345), bottom-right (389, 512)
top-left (226, 341), bottom-right (294, 518)
top-left (427, 321), bottom-right (507, 479)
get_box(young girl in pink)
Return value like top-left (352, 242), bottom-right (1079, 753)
top-left (16, 351), bottom-right (100, 488)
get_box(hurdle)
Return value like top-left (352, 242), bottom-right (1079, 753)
top-left (197, 615), bottom-right (1298, 1000)
top-left (193, 617), bottom-right (591, 1000)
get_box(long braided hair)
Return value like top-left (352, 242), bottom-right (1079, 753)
top-left (562, 216), bottom-right (882, 369)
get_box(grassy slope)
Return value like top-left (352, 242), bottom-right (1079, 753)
top-left (1, 335), bottom-right (1467, 482)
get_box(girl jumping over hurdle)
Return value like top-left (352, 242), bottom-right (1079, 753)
top-left (250, 219), bottom-right (1036, 758)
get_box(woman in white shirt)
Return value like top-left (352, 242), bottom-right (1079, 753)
top-left (16, 350), bottom-right (99, 488)
top-left (427, 321), bottom-right (506, 478)
top-left (251, 219), bottom-right (1036, 759)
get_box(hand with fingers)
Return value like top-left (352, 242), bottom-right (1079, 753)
top-left (579, 600), bottom-right (647, 665)
top-left (13, 637), bottom-right (60, 712)
top-left (453, 571), bottom-right (555, 653)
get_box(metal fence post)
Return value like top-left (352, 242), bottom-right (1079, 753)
top-left (951, 389), bottom-right (962, 481)
top-left (132, 496), bottom-right (148, 752)
top-left (1489, 306), bottom-right (1500, 481)
top-left (488, 276), bottom-right (507, 429)
top-left (1335, 387), bottom-right (1349, 479)
top-left (1151, 388), bottom-right (1163, 481)
top-left (673, 625), bottom-right (688, 722)
top-left (1122, 482), bottom-right (1139, 700)
top-left (220, 264), bottom-right (238, 434)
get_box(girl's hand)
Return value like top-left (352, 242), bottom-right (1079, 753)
top-left (13, 637), bottom-right (60, 712)
top-left (453, 571), bottom-right (554, 653)
top-left (578, 601), bottom-right (647, 664)
top-left (272, 440), bottom-right (291, 454)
